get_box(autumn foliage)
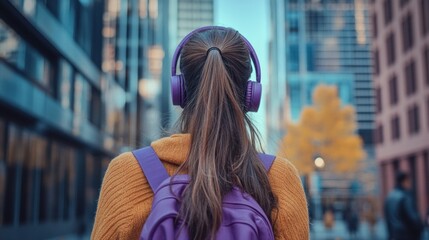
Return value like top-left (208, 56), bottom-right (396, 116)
top-left (278, 85), bottom-right (366, 174)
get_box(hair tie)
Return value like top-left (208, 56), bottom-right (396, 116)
top-left (206, 47), bottom-right (222, 56)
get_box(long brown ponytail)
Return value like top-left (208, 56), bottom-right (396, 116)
top-left (176, 28), bottom-right (277, 240)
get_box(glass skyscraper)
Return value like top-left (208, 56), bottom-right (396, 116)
top-left (284, 0), bottom-right (377, 197)
top-left (286, 0), bottom-right (373, 140)
top-left (176, 0), bottom-right (214, 43)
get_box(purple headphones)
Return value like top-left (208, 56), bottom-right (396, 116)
top-left (171, 26), bottom-right (262, 112)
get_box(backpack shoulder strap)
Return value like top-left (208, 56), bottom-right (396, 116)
top-left (258, 153), bottom-right (276, 172)
top-left (132, 146), bottom-right (170, 192)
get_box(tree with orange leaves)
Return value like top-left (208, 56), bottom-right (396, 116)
top-left (278, 85), bottom-right (365, 174)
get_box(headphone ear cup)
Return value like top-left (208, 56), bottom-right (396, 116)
top-left (245, 81), bottom-right (262, 112)
top-left (171, 75), bottom-right (186, 107)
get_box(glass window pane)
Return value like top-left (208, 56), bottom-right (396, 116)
top-left (66, 148), bottom-right (76, 220)
top-left (90, 88), bottom-right (102, 128)
top-left (0, 19), bottom-right (26, 69)
top-left (49, 142), bottom-right (61, 220)
top-left (20, 132), bottom-right (37, 224)
top-left (0, 119), bottom-right (5, 225)
top-left (59, 60), bottom-right (74, 110)
top-left (74, 74), bottom-right (91, 121)
top-left (0, 19), bottom-right (54, 93)
top-left (0, 119), bottom-right (4, 161)
top-left (39, 139), bottom-right (51, 222)
top-left (24, 45), bottom-right (53, 89)
top-left (85, 154), bottom-right (95, 218)
top-left (4, 125), bottom-right (28, 225)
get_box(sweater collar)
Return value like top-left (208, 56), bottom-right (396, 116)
top-left (150, 134), bottom-right (191, 166)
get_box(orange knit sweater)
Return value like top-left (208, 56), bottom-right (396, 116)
top-left (91, 134), bottom-right (309, 240)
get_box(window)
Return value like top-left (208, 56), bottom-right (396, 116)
top-left (2, 125), bottom-right (28, 225)
top-left (424, 47), bottom-right (429, 86)
top-left (405, 60), bottom-right (417, 96)
top-left (391, 115), bottom-right (401, 140)
top-left (58, 60), bottom-right (74, 109)
top-left (427, 97), bottom-right (429, 129)
top-left (73, 74), bottom-right (91, 121)
top-left (20, 133), bottom-right (49, 224)
top-left (421, 0), bottom-right (429, 36)
top-left (74, 1), bottom-right (93, 57)
top-left (389, 75), bottom-right (399, 105)
top-left (393, 159), bottom-right (400, 176)
top-left (376, 87), bottom-right (382, 113)
top-left (0, 20), bottom-right (55, 94)
top-left (288, 44), bottom-right (299, 72)
top-left (424, 151), bottom-right (429, 203)
top-left (408, 155), bottom-right (418, 200)
top-left (381, 163), bottom-right (388, 198)
top-left (372, 13), bottom-right (378, 39)
top-left (90, 88), bottom-right (102, 128)
top-left (373, 49), bottom-right (380, 75)
top-left (407, 104), bottom-right (420, 135)
top-left (375, 124), bottom-right (384, 144)
top-left (384, 0), bottom-right (393, 25)
top-left (386, 32), bottom-right (396, 66)
top-left (401, 13), bottom-right (414, 52)
top-left (39, 0), bottom-right (59, 17)
top-left (400, 0), bottom-right (409, 7)
top-left (0, 119), bottom-right (5, 222)
top-left (289, 16), bottom-right (299, 33)
top-left (0, 119), bottom-right (4, 161)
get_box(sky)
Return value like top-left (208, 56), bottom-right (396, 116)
top-left (214, 0), bottom-right (270, 148)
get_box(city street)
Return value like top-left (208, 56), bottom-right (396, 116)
top-left (311, 220), bottom-right (387, 240)
top-left (1, 0), bottom-right (429, 239)
top-left (312, 221), bottom-right (429, 240)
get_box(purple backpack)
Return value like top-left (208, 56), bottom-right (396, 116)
top-left (132, 147), bottom-right (276, 240)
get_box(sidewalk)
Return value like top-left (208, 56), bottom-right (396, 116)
top-left (311, 220), bottom-right (387, 240)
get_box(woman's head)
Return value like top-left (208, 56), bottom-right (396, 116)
top-left (174, 27), bottom-right (276, 240)
top-left (179, 27), bottom-right (252, 113)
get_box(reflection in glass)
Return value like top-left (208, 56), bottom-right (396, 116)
top-left (3, 125), bottom-right (27, 225)
top-left (74, 74), bottom-right (91, 122)
top-left (0, 19), bottom-right (25, 69)
top-left (0, 119), bottom-right (5, 225)
top-left (90, 88), bottom-right (102, 128)
top-left (59, 60), bottom-right (74, 110)
top-left (0, 19), bottom-right (53, 93)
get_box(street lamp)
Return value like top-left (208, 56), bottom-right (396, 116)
top-left (312, 156), bottom-right (325, 220)
top-left (314, 157), bottom-right (326, 169)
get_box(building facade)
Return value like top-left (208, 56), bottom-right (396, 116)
top-left (0, 0), bottom-right (170, 238)
top-left (285, 0), bottom-right (373, 142)
top-left (284, 0), bottom-right (377, 201)
top-left (176, 0), bottom-right (213, 43)
top-left (266, 0), bottom-right (287, 153)
top-left (372, 0), bottom-right (429, 218)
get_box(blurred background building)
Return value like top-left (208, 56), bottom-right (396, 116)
top-left (0, 0), bottom-right (170, 238)
top-left (1, 0), bottom-right (428, 239)
top-left (176, 0), bottom-right (213, 42)
top-left (372, 0), bottom-right (429, 219)
top-left (283, 0), bottom-right (378, 220)
top-left (266, 0), bottom-right (288, 154)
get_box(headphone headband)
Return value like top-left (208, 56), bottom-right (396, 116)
top-left (170, 26), bottom-right (263, 112)
top-left (171, 26), bottom-right (261, 83)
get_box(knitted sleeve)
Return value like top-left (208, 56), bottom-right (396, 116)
top-left (269, 157), bottom-right (310, 240)
top-left (91, 152), bottom-right (154, 240)
top-left (90, 153), bottom-right (133, 239)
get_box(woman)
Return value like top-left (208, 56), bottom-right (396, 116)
top-left (91, 26), bottom-right (309, 240)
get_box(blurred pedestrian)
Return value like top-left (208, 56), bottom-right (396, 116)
top-left (384, 172), bottom-right (423, 240)
top-left (91, 26), bottom-right (309, 240)
top-left (345, 201), bottom-right (360, 239)
top-left (323, 206), bottom-right (335, 230)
